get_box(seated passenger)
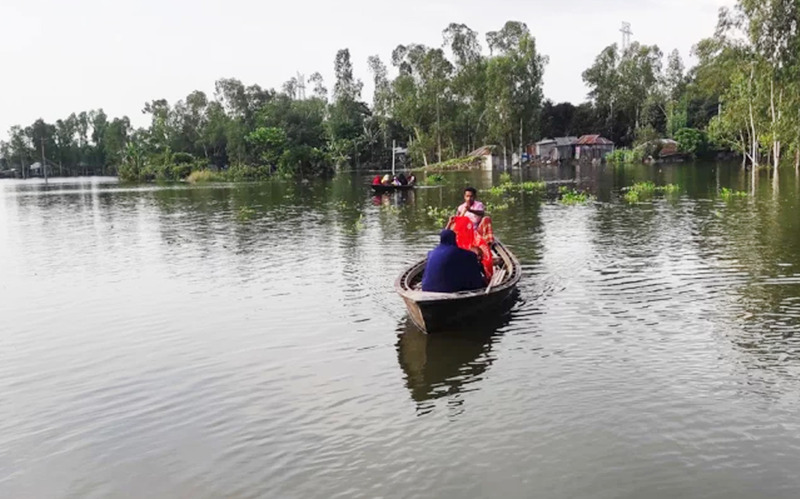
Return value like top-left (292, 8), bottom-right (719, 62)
top-left (407, 174), bottom-right (416, 185)
top-left (398, 173), bottom-right (408, 185)
top-left (421, 229), bottom-right (486, 293)
top-left (372, 175), bottom-right (382, 185)
top-left (382, 174), bottom-right (391, 185)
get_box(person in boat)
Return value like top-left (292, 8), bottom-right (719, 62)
top-left (392, 175), bottom-right (402, 186)
top-left (421, 229), bottom-right (486, 293)
top-left (398, 173), bottom-right (408, 185)
top-left (453, 187), bottom-right (495, 246)
top-left (372, 175), bottom-right (382, 185)
top-left (448, 187), bottom-right (495, 279)
top-left (407, 174), bottom-right (416, 185)
top-left (381, 174), bottom-right (392, 185)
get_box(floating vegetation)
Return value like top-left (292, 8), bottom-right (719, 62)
top-left (487, 180), bottom-right (545, 196)
top-left (520, 181), bottom-right (546, 192)
top-left (720, 187), bottom-right (749, 200)
top-left (426, 206), bottom-right (452, 226)
top-left (499, 172), bottom-right (513, 184)
top-left (559, 186), bottom-right (594, 205)
top-left (485, 201), bottom-right (510, 211)
top-left (623, 182), bottom-right (680, 203)
top-left (236, 206), bottom-right (256, 221)
top-left (354, 213), bottom-right (365, 231)
top-left (187, 169), bottom-right (224, 183)
top-left (424, 173), bottom-right (446, 186)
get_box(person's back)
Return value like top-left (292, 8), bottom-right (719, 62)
top-left (421, 230), bottom-right (485, 293)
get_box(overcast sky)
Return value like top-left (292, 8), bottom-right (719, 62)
top-left (1, 0), bottom-right (734, 137)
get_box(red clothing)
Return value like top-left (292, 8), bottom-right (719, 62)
top-left (451, 216), bottom-right (494, 281)
top-left (372, 175), bottom-right (382, 185)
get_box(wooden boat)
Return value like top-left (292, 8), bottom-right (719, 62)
top-left (371, 183), bottom-right (415, 194)
top-left (395, 240), bottom-right (521, 333)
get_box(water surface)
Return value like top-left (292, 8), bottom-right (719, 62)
top-left (2, 164), bottom-right (800, 498)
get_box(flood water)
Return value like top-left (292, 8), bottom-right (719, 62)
top-left (2, 163), bottom-right (800, 498)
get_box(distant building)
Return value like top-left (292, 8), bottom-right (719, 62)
top-left (553, 137), bottom-right (579, 161)
top-left (575, 135), bottom-right (615, 160)
top-left (533, 139), bottom-right (557, 159)
top-left (470, 145), bottom-right (504, 170)
top-left (530, 137), bottom-right (578, 162)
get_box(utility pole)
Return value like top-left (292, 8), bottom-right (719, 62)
top-left (391, 139), bottom-right (396, 176)
top-left (41, 138), bottom-right (48, 184)
top-left (620, 22), bottom-right (632, 51)
top-left (296, 72), bottom-right (306, 100)
top-left (519, 117), bottom-right (523, 169)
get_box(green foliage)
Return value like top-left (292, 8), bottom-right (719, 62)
top-left (236, 206), bottom-right (256, 222)
top-left (720, 187), bottom-right (749, 199)
top-left (674, 128), bottom-right (707, 157)
top-left (499, 172), bottom-right (512, 184)
top-left (423, 173), bottom-right (446, 185)
top-left (187, 169), bottom-right (225, 183)
top-left (520, 181), bottom-right (546, 192)
top-left (417, 156), bottom-right (483, 172)
top-left (558, 186), bottom-right (594, 205)
top-left (426, 206), bottom-right (452, 225)
top-left (606, 148), bottom-right (644, 165)
top-left (623, 182), bottom-right (680, 203)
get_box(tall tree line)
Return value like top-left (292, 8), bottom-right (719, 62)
top-left (0, 21), bottom-right (547, 179)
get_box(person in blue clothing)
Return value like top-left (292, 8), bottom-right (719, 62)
top-left (421, 229), bottom-right (486, 293)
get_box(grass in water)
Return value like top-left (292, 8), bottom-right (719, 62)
top-left (559, 186), bottom-right (594, 205)
top-left (187, 169), bottom-right (223, 183)
top-left (424, 173), bottom-right (446, 186)
top-left (236, 206), bottom-right (256, 221)
top-left (623, 182), bottom-right (680, 203)
top-left (426, 206), bottom-right (452, 226)
top-left (720, 187), bottom-right (748, 199)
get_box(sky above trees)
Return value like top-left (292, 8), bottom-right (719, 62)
top-left (2, 0), bottom-right (733, 135)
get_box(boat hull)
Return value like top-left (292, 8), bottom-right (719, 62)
top-left (371, 184), bottom-right (415, 193)
top-left (395, 241), bottom-right (521, 333)
top-left (400, 286), bottom-right (517, 332)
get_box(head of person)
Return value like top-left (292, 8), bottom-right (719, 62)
top-left (464, 187), bottom-right (478, 205)
top-left (439, 229), bottom-right (457, 246)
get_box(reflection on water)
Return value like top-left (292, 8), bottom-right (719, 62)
top-left (396, 313), bottom-right (512, 416)
top-left (3, 165), bottom-right (800, 498)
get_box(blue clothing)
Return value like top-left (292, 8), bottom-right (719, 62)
top-left (421, 230), bottom-right (485, 293)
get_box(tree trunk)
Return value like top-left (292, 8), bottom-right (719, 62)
top-left (796, 148), bottom-right (800, 173)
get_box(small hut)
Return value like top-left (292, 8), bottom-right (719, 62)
top-left (575, 135), bottom-right (614, 160)
top-left (534, 139), bottom-right (557, 159)
top-left (469, 145), bottom-right (502, 170)
top-left (552, 137), bottom-right (578, 161)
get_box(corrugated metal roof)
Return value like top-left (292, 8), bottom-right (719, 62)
top-left (554, 136), bottom-right (579, 146)
top-left (469, 145), bottom-right (497, 157)
top-left (576, 135), bottom-right (614, 145)
top-left (536, 138), bottom-right (556, 145)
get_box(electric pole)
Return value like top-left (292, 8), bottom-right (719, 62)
top-left (621, 22), bottom-right (632, 51)
top-left (41, 138), bottom-right (48, 184)
top-left (296, 72), bottom-right (306, 100)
